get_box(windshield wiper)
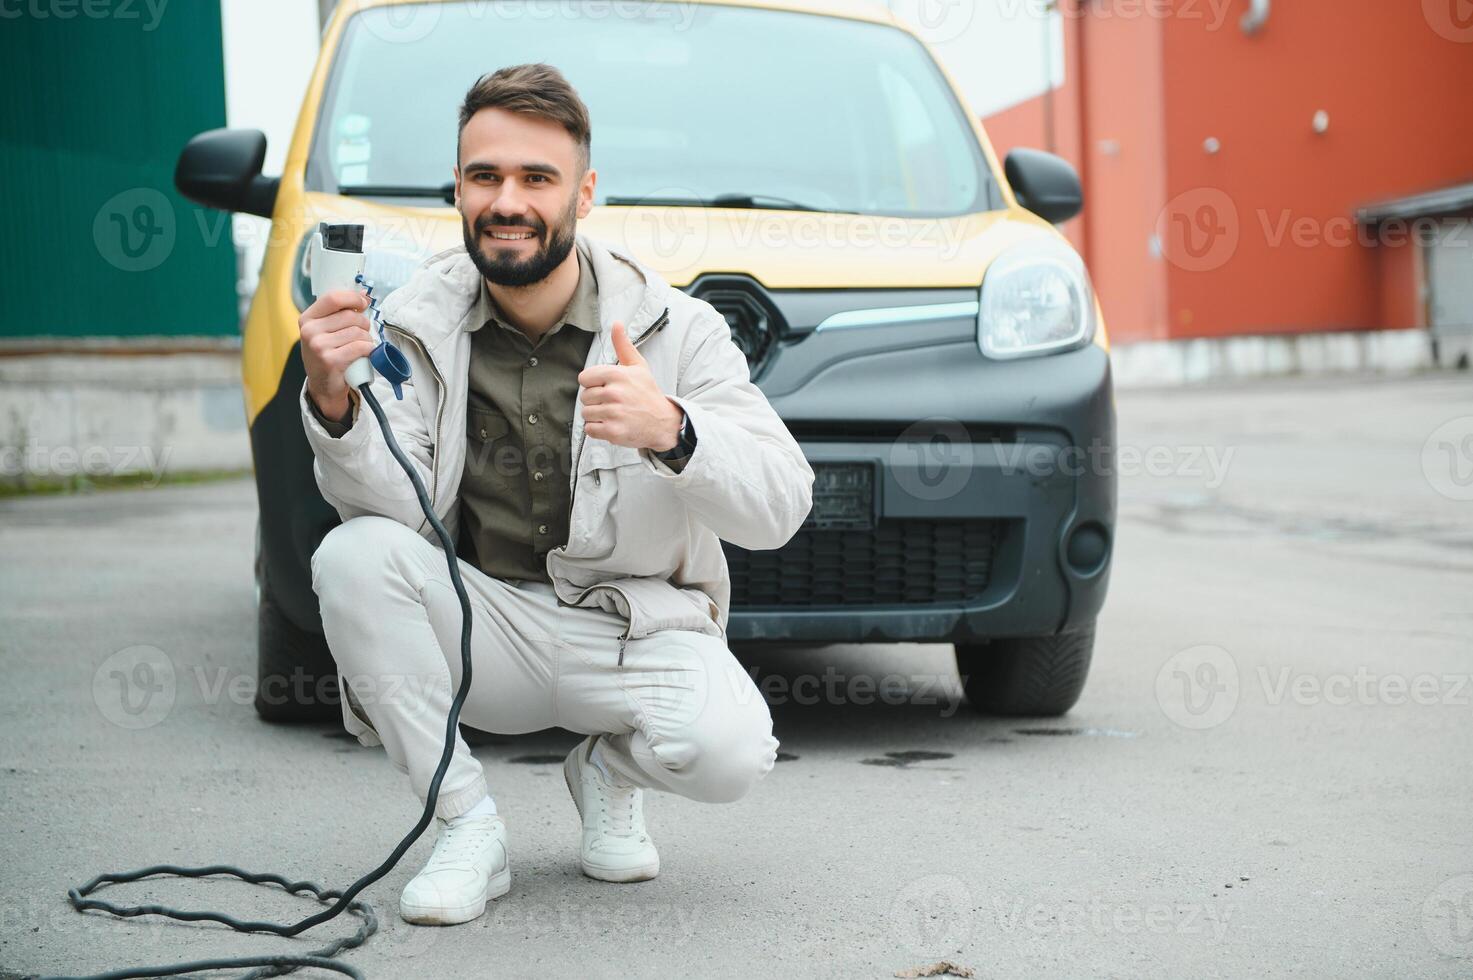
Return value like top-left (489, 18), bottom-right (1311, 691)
top-left (604, 193), bottom-right (853, 214)
top-left (334, 184), bottom-right (852, 213)
top-left (339, 182), bottom-right (456, 205)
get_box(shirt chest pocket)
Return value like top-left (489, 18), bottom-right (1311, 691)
top-left (466, 407), bottom-right (514, 488)
top-left (468, 407), bottom-right (510, 443)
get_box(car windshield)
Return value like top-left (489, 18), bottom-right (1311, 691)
top-left (308, 1), bottom-right (991, 217)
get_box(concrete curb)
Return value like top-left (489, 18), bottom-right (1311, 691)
top-left (1110, 328), bottom-right (1468, 388)
top-left (0, 350), bottom-right (251, 482)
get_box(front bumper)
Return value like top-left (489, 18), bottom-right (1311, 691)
top-left (725, 339), bottom-right (1116, 644)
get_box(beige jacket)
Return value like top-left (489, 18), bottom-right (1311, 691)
top-left (299, 233), bottom-right (814, 658)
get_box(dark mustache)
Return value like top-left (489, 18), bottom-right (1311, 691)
top-left (475, 214), bottom-right (544, 236)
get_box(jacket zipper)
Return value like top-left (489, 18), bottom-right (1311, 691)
top-left (565, 307), bottom-right (668, 514)
top-left (562, 307), bottom-right (670, 666)
top-left (385, 324), bottom-right (447, 537)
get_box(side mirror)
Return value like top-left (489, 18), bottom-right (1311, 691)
top-left (175, 128), bottom-right (279, 218)
top-left (1004, 148), bottom-right (1083, 224)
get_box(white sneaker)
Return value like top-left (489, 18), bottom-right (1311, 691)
top-left (399, 813), bottom-right (511, 925)
top-left (563, 737), bottom-right (660, 882)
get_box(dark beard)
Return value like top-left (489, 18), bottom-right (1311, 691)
top-left (461, 199), bottom-right (577, 288)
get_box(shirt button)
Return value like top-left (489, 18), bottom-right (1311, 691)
top-left (527, 412), bottom-right (539, 425)
top-left (533, 471), bottom-right (545, 482)
top-left (479, 427), bottom-right (488, 439)
top-left (537, 523), bottom-right (549, 535)
top-left (528, 356), bottom-right (539, 367)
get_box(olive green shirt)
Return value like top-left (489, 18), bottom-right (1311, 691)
top-left (456, 243), bottom-right (600, 583)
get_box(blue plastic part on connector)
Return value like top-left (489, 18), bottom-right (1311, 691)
top-left (352, 272), bottom-right (411, 399)
top-left (370, 341), bottom-right (412, 400)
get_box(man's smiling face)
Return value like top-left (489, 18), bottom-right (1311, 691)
top-left (454, 106), bottom-right (596, 288)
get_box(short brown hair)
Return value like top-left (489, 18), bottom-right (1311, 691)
top-left (458, 63), bottom-right (592, 174)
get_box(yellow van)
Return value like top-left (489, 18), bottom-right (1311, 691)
top-left (176, 0), bottom-right (1115, 722)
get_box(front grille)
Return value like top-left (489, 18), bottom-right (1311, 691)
top-left (684, 274), bottom-right (786, 375)
top-left (724, 519), bottom-right (1002, 608)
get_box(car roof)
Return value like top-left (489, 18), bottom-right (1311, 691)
top-left (347, 0), bottom-right (902, 30)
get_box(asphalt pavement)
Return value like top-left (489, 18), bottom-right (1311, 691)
top-left (2, 372), bottom-right (1471, 979)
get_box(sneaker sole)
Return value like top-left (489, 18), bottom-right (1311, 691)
top-left (564, 749), bottom-right (660, 884)
top-left (579, 856), bottom-right (660, 883)
top-left (399, 864), bottom-right (511, 926)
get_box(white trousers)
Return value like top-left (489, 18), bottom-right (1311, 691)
top-left (310, 516), bottom-right (780, 820)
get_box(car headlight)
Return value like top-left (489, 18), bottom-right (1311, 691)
top-left (292, 231), bottom-right (435, 312)
top-left (977, 240), bottom-right (1096, 359)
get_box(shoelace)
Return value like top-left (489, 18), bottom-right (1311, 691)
top-left (595, 779), bottom-right (641, 839)
top-left (426, 821), bottom-right (498, 870)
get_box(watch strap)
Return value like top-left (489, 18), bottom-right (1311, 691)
top-left (654, 411), bottom-right (694, 460)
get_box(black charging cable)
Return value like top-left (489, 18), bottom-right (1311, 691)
top-left (50, 381), bottom-right (473, 980)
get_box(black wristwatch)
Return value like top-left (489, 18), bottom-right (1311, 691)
top-left (654, 411), bottom-right (697, 461)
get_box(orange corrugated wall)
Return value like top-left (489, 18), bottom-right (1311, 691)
top-left (983, 0), bottom-right (1473, 343)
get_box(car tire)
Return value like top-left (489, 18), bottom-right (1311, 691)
top-left (255, 557), bottom-right (341, 724)
top-left (955, 625), bottom-right (1095, 717)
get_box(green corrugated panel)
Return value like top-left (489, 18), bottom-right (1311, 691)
top-left (0, 2), bottom-right (236, 338)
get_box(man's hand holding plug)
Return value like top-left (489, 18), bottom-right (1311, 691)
top-left (578, 322), bottom-right (687, 456)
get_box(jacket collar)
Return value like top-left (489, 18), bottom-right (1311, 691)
top-left (377, 232), bottom-right (672, 359)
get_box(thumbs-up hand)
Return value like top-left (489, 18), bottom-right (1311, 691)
top-left (578, 321), bottom-right (684, 451)
top-left (610, 319), bottom-right (644, 367)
